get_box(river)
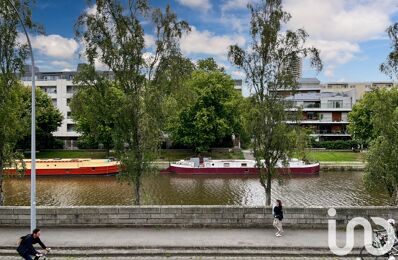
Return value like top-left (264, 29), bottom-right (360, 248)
top-left (3, 171), bottom-right (390, 206)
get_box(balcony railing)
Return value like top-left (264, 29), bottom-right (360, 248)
top-left (311, 130), bottom-right (350, 135)
top-left (302, 104), bottom-right (352, 109)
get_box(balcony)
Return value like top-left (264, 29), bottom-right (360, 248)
top-left (310, 130), bottom-right (351, 137)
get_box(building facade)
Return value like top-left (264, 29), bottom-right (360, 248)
top-left (21, 66), bottom-right (244, 149)
top-left (285, 78), bottom-right (397, 141)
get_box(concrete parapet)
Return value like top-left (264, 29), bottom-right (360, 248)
top-left (0, 206), bottom-right (396, 228)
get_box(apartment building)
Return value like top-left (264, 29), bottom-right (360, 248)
top-left (21, 65), bottom-right (243, 149)
top-left (283, 79), bottom-right (398, 141)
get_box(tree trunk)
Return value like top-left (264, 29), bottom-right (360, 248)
top-left (0, 154), bottom-right (4, 206)
top-left (265, 170), bottom-right (272, 206)
top-left (392, 186), bottom-right (398, 206)
top-left (134, 177), bottom-right (141, 205)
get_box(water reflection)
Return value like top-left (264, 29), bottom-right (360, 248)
top-left (3, 171), bottom-right (390, 206)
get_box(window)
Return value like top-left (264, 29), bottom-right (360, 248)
top-left (52, 99), bottom-right (57, 106)
top-left (241, 163), bottom-right (247, 167)
top-left (67, 85), bottom-right (75, 94)
top-left (67, 124), bottom-right (75, 132)
top-left (303, 101), bottom-right (320, 108)
top-left (67, 112), bottom-right (72, 119)
top-left (67, 98), bottom-right (71, 106)
top-left (327, 100), bottom-right (343, 108)
top-left (223, 163), bottom-right (230, 167)
top-left (306, 112), bottom-right (319, 120)
top-left (39, 86), bottom-right (56, 94)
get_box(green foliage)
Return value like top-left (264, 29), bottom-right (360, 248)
top-left (169, 61), bottom-right (245, 153)
top-left (361, 88), bottom-right (398, 204)
top-left (71, 65), bottom-right (123, 151)
top-left (310, 140), bottom-right (360, 150)
top-left (381, 23), bottom-right (398, 79)
top-left (228, 0), bottom-right (322, 206)
top-left (75, 0), bottom-right (189, 205)
top-left (348, 91), bottom-right (377, 146)
top-left (16, 87), bottom-right (63, 150)
top-left (0, 0), bottom-right (40, 205)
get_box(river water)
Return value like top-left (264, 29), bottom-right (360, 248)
top-left (3, 171), bottom-right (390, 206)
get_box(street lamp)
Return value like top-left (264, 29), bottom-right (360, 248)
top-left (5, 0), bottom-right (37, 232)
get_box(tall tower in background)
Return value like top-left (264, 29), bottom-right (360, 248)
top-left (291, 56), bottom-right (303, 80)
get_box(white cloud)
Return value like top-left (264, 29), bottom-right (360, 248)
top-left (181, 26), bottom-right (245, 59)
top-left (285, 0), bottom-right (397, 42)
top-left (221, 0), bottom-right (249, 12)
top-left (283, 0), bottom-right (398, 78)
top-left (176, 0), bottom-right (212, 12)
top-left (144, 34), bottom-right (155, 49)
top-left (50, 60), bottom-right (73, 69)
top-left (308, 40), bottom-right (360, 65)
top-left (30, 34), bottom-right (79, 60)
top-left (85, 4), bottom-right (97, 16)
top-left (231, 70), bottom-right (245, 78)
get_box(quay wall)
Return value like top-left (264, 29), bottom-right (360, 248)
top-left (0, 206), bottom-right (396, 229)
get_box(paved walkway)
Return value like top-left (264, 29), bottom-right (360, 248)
top-left (0, 227), bottom-right (365, 248)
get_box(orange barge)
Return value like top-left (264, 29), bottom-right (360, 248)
top-left (5, 159), bottom-right (120, 176)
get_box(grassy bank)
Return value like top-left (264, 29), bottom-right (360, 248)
top-left (35, 149), bottom-right (245, 161)
top-left (305, 151), bottom-right (365, 162)
top-left (34, 149), bottom-right (363, 163)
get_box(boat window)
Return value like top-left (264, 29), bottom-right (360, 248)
top-left (211, 164), bottom-right (214, 166)
top-left (241, 163), bottom-right (247, 167)
top-left (224, 163), bottom-right (230, 167)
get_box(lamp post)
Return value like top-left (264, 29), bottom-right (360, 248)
top-left (5, 0), bottom-right (36, 232)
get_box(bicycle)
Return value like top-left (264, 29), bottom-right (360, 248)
top-left (360, 230), bottom-right (397, 259)
top-left (35, 248), bottom-right (51, 260)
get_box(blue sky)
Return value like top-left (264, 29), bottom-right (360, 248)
top-left (28, 0), bottom-right (398, 85)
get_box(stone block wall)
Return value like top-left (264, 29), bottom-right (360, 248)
top-left (0, 206), bottom-right (397, 228)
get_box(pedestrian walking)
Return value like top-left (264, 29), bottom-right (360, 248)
top-left (16, 228), bottom-right (50, 260)
top-left (273, 199), bottom-right (284, 237)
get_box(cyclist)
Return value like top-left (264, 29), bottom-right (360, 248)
top-left (16, 228), bottom-right (51, 260)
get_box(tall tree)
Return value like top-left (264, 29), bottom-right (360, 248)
top-left (348, 91), bottom-right (379, 148)
top-left (17, 87), bottom-right (63, 150)
top-left (361, 89), bottom-right (398, 204)
top-left (70, 65), bottom-right (123, 154)
top-left (75, 0), bottom-right (189, 205)
top-left (169, 58), bottom-right (243, 153)
top-left (169, 58), bottom-right (244, 153)
top-left (228, 0), bottom-right (322, 206)
top-left (0, 0), bottom-right (39, 205)
top-left (361, 22), bottom-right (398, 205)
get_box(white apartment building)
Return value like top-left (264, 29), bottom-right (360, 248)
top-left (283, 78), bottom-right (396, 141)
top-left (21, 66), bottom-right (244, 149)
top-left (22, 70), bottom-right (80, 149)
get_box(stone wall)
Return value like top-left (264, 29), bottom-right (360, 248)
top-left (0, 206), bottom-right (397, 228)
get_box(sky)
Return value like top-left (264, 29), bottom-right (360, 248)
top-left (27, 0), bottom-right (398, 87)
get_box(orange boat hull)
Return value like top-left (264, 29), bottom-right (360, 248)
top-left (5, 159), bottom-right (120, 176)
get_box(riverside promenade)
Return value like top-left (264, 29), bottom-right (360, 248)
top-left (1, 205), bottom-right (395, 258)
top-left (0, 227), bottom-right (364, 259)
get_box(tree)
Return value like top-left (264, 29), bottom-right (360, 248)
top-left (228, 0), bottom-right (322, 206)
top-left (348, 91), bottom-right (381, 147)
top-left (0, 0), bottom-right (39, 205)
top-left (75, 0), bottom-right (189, 205)
top-left (17, 87), bottom-right (63, 150)
top-left (361, 89), bottom-right (398, 204)
top-left (70, 65), bottom-right (123, 154)
top-left (169, 58), bottom-right (244, 153)
top-left (360, 21), bottom-right (398, 205)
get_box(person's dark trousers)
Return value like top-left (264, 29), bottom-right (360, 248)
top-left (19, 252), bottom-right (33, 260)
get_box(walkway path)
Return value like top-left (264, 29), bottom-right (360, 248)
top-left (0, 227), bottom-right (366, 259)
